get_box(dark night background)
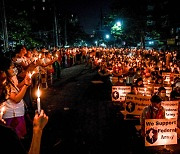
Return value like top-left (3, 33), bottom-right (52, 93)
top-left (0, 0), bottom-right (179, 50)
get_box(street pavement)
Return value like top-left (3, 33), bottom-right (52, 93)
top-left (27, 64), bottom-right (180, 154)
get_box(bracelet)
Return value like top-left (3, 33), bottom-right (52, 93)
top-left (24, 84), bottom-right (29, 87)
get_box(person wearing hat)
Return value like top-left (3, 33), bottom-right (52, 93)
top-left (140, 94), bottom-right (165, 137)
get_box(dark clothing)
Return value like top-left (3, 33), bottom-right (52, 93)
top-left (0, 122), bottom-right (27, 154)
top-left (170, 90), bottom-right (180, 100)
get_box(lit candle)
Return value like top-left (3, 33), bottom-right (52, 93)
top-left (39, 54), bottom-right (42, 59)
top-left (171, 67), bottom-right (174, 73)
top-left (144, 88), bottom-right (147, 96)
top-left (37, 86), bottom-right (41, 114)
top-left (29, 71), bottom-right (35, 78)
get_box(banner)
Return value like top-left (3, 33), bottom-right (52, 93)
top-left (145, 119), bottom-right (177, 146)
top-left (124, 94), bottom-right (151, 115)
top-left (161, 101), bottom-right (179, 119)
top-left (112, 86), bottom-right (131, 102)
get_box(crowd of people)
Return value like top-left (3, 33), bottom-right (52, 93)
top-left (0, 45), bottom-right (180, 153)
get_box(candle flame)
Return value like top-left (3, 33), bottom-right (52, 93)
top-left (37, 86), bottom-right (41, 98)
top-left (29, 71), bottom-right (35, 78)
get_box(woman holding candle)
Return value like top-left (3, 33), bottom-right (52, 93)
top-left (0, 54), bottom-right (48, 154)
top-left (2, 58), bottom-right (32, 139)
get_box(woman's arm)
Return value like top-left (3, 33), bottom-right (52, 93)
top-left (28, 110), bottom-right (48, 154)
top-left (9, 85), bottom-right (28, 103)
top-left (9, 74), bottom-right (31, 103)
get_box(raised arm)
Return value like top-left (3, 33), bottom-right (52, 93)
top-left (28, 110), bottom-right (48, 154)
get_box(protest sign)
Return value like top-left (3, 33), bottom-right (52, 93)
top-left (145, 119), bottom-right (177, 146)
top-left (112, 86), bottom-right (131, 102)
top-left (125, 94), bottom-right (151, 115)
top-left (161, 101), bottom-right (179, 119)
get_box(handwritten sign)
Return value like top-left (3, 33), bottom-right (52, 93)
top-left (125, 94), bottom-right (151, 115)
top-left (161, 101), bottom-right (179, 119)
top-left (145, 119), bottom-right (177, 146)
top-left (112, 86), bottom-right (131, 102)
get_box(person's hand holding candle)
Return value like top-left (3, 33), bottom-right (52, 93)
top-left (24, 72), bottom-right (32, 87)
top-left (36, 86), bottom-right (41, 114)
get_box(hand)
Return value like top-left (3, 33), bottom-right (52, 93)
top-left (24, 72), bottom-right (32, 86)
top-left (33, 110), bottom-right (48, 132)
top-left (36, 59), bottom-right (42, 66)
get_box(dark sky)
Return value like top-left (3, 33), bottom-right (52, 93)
top-left (57, 0), bottom-right (111, 34)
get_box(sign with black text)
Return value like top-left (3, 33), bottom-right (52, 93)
top-left (125, 94), bottom-right (151, 115)
top-left (161, 101), bottom-right (179, 119)
top-left (145, 119), bottom-right (177, 146)
top-left (112, 86), bottom-right (131, 102)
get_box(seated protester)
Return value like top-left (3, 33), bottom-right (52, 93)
top-left (170, 82), bottom-right (180, 101)
top-left (174, 67), bottom-right (180, 74)
top-left (155, 75), bottom-right (164, 85)
top-left (140, 95), bottom-right (165, 137)
top-left (98, 64), bottom-right (110, 77)
top-left (150, 67), bottom-right (160, 81)
top-left (0, 55), bottom-right (48, 154)
top-left (135, 77), bottom-right (144, 87)
top-left (125, 68), bottom-right (134, 86)
top-left (128, 85), bottom-right (141, 95)
top-left (133, 68), bottom-right (142, 80)
top-left (171, 77), bottom-right (180, 88)
top-left (157, 86), bottom-right (169, 101)
top-left (112, 63), bottom-right (123, 77)
top-left (115, 75), bottom-right (125, 86)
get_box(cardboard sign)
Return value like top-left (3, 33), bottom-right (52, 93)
top-left (112, 86), bottom-right (131, 102)
top-left (125, 94), bottom-right (151, 115)
top-left (138, 87), bottom-right (152, 96)
top-left (154, 86), bottom-right (172, 97)
top-left (162, 72), bottom-right (173, 85)
top-left (161, 101), bottom-right (179, 119)
top-left (145, 119), bottom-right (177, 146)
top-left (162, 72), bottom-right (172, 78)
